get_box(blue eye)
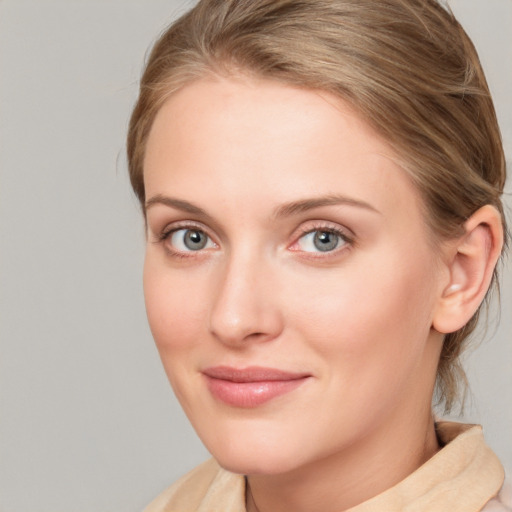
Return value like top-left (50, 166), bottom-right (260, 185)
top-left (297, 230), bottom-right (347, 253)
top-left (169, 228), bottom-right (215, 252)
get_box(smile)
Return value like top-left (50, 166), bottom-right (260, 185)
top-left (202, 366), bottom-right (311, 408)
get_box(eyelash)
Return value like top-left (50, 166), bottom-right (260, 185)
top-left (155, 222), bottom-right (217, 259)
top-left (153, 221), bottom-right (354, 259)
top-left (290, 223), bottom-right (354, 257)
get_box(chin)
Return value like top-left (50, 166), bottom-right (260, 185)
top-left (214, 451), bottom-right (299, 476)
top-left (202, 431), bottom-right (307, 476)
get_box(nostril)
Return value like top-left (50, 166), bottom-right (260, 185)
top-left (208, 263), bottom-right (284, 346)
top-left (246, 332), bottom-right (269, 342)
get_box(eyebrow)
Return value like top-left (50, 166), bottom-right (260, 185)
top-left (273, 195), bottom-right (380, 218)
top-left (144, 193), bottom-right (380, 219)
top-left (145, 195), bottom-right (210, 217)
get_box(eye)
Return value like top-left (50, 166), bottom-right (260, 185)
top-left (168, 228), bottom-right (215, 252)
top-left (296, 229), bottom-right (348, 253)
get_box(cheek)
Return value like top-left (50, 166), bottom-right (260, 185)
top-left (143, 257), bottom-right (213, 413)
top-left (285, 249), bottom-right (438, 376)
top-left (143, 256), bottom-right (208, 353)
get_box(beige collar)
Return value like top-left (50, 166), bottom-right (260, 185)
top-left (145, 422), bottom-right (504, 512)
top-left (346, 422), bottom-right (504, 511)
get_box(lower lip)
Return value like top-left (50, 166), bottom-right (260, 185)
top-left (205, 376), bottom-right (309, 408)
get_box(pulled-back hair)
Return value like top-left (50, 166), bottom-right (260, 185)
top-left (127, 0), bottom-right (507, 412)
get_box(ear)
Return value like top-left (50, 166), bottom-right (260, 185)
top-left (433, 205), bottom-right (504, 334)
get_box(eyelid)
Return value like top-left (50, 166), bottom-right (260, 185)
top-left (153, 220), bottom-right (214, 242)
top-left (288, 221), bottom-right (355, 254)
top-left (146, 205), bottom-right (225, 241)
top-left (151, 220), bottom-right (220, 258)
top-left (291, 220), bottom-right (354, 241)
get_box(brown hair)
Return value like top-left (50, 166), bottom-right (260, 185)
top-left (127, 0), bottom-right (507, 412)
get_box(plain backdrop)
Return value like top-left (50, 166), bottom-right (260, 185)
top-left (0, 1), bottom-right (510, 511)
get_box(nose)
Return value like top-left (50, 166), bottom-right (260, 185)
top-left (208, 251), bottom-right (284, 347)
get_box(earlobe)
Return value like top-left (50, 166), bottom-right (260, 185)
top-left (433, 205), bottom-right (503, 334)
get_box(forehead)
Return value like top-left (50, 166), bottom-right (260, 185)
top-left (143, 76), bottom-right (424, 227)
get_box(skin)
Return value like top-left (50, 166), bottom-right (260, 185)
top-left (141, 76), bottom-right (499, 512)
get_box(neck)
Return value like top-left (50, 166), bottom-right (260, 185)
top-left (246, 410), bottom-right (440, 512)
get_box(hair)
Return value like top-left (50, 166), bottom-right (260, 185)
top-left (127, 0), bottom-right (507, 412)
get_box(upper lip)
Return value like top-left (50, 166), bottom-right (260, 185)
top-left (202, 366), bottom-right (311, 383)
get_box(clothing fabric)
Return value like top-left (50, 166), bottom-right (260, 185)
top-left (144, 422), bottom-right (509, 512)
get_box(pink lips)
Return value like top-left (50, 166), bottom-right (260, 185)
top-left (202, 366), bottom-right (310, 408)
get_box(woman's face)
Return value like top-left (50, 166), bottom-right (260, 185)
top-left (143, 76), bottom-right (446, 476)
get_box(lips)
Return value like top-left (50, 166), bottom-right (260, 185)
top-left (202, 366), bottom-right (311, 408)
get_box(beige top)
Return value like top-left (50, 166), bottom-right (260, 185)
top-left (145, 422), bottom-right (508, 512)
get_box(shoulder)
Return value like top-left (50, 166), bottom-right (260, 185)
top-left (144, 458), bottom-right (246, 512)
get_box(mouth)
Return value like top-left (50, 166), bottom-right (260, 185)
top-left (202, 366), bottom-right (311, 408)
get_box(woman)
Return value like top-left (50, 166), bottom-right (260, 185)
top-left (127, 1), bottom-right (509, 510)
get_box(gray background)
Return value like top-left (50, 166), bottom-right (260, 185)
top-left (0, 1), bottom-right (510, 511)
